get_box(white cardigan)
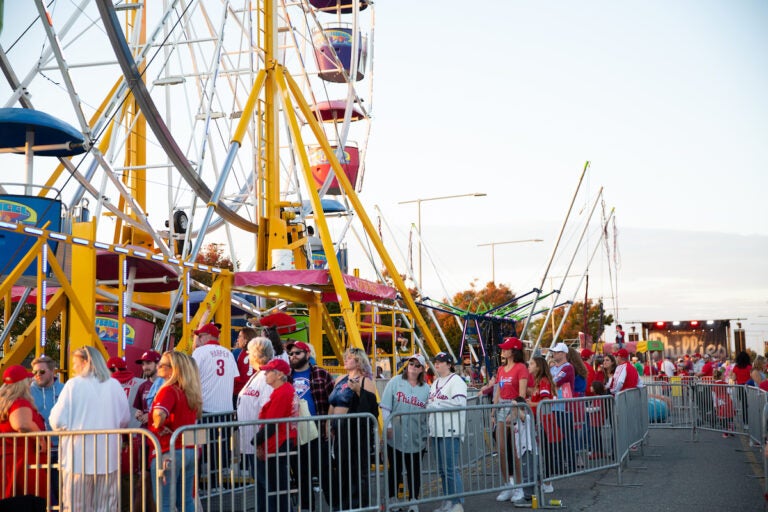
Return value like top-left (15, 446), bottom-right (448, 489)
top-left (50, 375), bottom-right (131, 474)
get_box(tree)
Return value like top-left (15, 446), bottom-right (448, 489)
top-left (525, 299), bottom-right (614, 348)
top-left (191, 243), bottom-right (235, 287)
top-left (432, 280), bottom-right (517, 355)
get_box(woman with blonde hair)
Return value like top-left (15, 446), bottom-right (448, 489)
top-left (749, 355), bottom-right (766, 387)
top-left (150, 351), bottom-right (203, 512)
top-left (0, 365), bottom-right (48, 501)
top-left (328, 347), bottom-right (379, 509)
top-left (50, 346), bottom-right (131, 512)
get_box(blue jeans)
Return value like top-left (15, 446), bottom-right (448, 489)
top-left (431, 437), bottom-right (463, 505)
top-left (151, 447), bottom-right (196, 512)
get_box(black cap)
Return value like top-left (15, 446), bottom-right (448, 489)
top-left (434, 352), bottom-right (454, 365)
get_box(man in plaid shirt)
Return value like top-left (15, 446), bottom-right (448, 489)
top-left (287, 341), bottom-right (335, 511)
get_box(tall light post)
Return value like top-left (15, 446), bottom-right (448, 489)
top-left (477, 239), bottom-right (543, 284)
top-left (399, 192), bottom-right (486, 286)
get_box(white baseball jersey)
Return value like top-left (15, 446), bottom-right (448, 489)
top-left (192, 342), bottom-right (239, 413)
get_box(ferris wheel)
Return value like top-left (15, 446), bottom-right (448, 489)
top-left (0, 0), bottom-right (375, 270)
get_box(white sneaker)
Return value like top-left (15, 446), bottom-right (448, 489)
top-left (510, 488), bottom-right (524, 502)
top-left (496, 487), bottom-right (515, 501)
top-left (542, 482), bottom-right (554, 493)
top-left (447, 504), bottom-right (463, 512)
top-left (407, 506), bottom-right (419, 512)
top-left (432, 501), bottom-right (451, 512)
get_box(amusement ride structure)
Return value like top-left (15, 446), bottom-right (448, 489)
top-left (0, 0), bottom-right (442, 378)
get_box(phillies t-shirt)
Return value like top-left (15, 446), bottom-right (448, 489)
top-left (292, 368), bottom-right (316, 415)
top-left (150, 384), bottom-right (198, 457)
top-left (496, 363), bottom-right (529, 400)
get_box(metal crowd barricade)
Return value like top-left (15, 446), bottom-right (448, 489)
top-left (170, 412), bottom-right (381, 512)
top-left (745, 386), bottom-right (767, 445)
top-left (763, 401), bottom-right (768, 501)
top-left (0, 428), bottom-right (161, 512)
top-left (689, 381), bottom-right (742, 438)
top-left (535, 394), bottom-right (620, 486)
top-left (613, 387), bottom-right (648, 474)
top-left (644, 379), bottom-right (694, 431)
top-left (383, 402), bottom-right (538, 511)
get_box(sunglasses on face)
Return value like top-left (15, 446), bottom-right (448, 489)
top-left (34, 370), bottom-right (47, 376)
top-left (288, 351), bottom-right (305, 356)
top-left (408, 361), bottom-right (423, 368)
top-left (157, 362), bottom-right (171, 369)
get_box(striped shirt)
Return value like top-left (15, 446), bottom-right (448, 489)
top-left (192, 341), bottom-right (239, 413)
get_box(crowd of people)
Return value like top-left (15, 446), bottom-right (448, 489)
top-left (2, 326), bottom-right (767, 512)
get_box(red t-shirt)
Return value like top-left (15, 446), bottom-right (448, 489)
top-left (150, 384), bottom-right (198, 457)
top-left (233, 350), bottom-right (251, 396)
top-left (732, 365), bottom-right (752, 385)
top-left (529, 378), bottom-right (552, 417)
top-left (585, 364), bottom-right (598, 396)
top-left (496, 363), bottom-right (528, 400)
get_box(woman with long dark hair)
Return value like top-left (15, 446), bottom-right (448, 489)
top-left (489, 338), bottom-right (528, 502)
top-left (527, 355), bottom-right (556, 494)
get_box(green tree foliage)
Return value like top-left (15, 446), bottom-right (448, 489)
top-left (525, 299), bottom-right (613, 348)
top-left (433, 280), bottom-right (516, 354)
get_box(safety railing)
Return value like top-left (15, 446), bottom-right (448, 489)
top-left (0, 428), bottom-right (161, 512)
top-left (644, 379), bottom-right (694, 431)
top-left (383, 402), bottom-right (538, 511)
top-left (4, 383), bottom-right (766, 511)
top-left (170, 412), bottom-right (381, 512)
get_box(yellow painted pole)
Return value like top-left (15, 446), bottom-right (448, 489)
top-left (273, 66), bottom-right (363, 350)
top-left (282, 70), bottom-right (441, 355)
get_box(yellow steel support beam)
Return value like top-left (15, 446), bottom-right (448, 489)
top-left (0, 289), bottom-right (66, 370)
top-left (273, 65), bottom-right (364, 350)
top-left (67, 221), bottom-right (103, 363)
top-left (280, 68), bottom-right (442, 356)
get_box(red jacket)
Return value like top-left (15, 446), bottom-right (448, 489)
top-left (255, 382), bottom-right (297, 453)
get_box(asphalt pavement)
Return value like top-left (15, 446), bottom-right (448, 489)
top-left (461, 428), bottom-right (766, 512)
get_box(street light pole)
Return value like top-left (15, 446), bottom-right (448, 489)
top-left (399, 192), bottom-right (486, 286)
top-left (477, 239), bottom-right (543, 284)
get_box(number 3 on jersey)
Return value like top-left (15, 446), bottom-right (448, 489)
top-left (216, 359), bottom-right (225, 376)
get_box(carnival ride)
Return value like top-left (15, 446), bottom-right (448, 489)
top-left (0, 0), bottom-right (442, 378)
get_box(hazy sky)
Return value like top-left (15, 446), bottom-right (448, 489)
top-left (355, 1), bottom-right (768, 350)
top-left (1, 1), bottom-right (766, 351)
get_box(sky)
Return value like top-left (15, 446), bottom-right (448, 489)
top-left (354, 1), bottom-right (768, 350)
top-left (1, 1), bottom-right (766, 351)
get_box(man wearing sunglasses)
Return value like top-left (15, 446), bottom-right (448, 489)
top-left (30, 354), bottom-right (64, 505)
top-left (286, 341), bottom-right (335, 512)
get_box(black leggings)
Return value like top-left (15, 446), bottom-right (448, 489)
top-left (386, 445), bottom-right (424, 500)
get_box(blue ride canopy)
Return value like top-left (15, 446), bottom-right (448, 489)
top-left (0, 108), bottom-right (85, 157)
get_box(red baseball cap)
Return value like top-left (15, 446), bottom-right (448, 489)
top-left (499, 337), bottom-right (523, 350)
top-left (194, 323), bottom-right (220, 338)
top-left (107, 357), bottom-right (127, 370)
top-left (581, 348), bottom-right (595, 359)
top-left (693, 353), bottom-right (702, 358)
top-left (261, 359), bottom-right (291, 376)
top-left (286, 341), bottom-right (312, 353)
top-left (3, 365), bottom-right (33, 384)
top-left (135, 350), bottom-right (162, 364)
top-left (615, 348), bottom-right (629, 359)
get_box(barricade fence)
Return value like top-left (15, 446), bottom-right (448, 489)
top-left (3, 384), bottom-right (767, 511)
top-left (0, 428), bottom-right (161, 512)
